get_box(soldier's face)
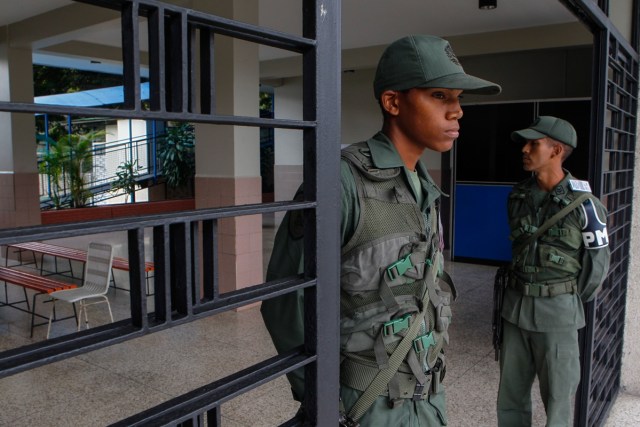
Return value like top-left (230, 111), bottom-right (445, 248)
top-left (393, 87), bottom-right (464, 153)
top-left (521, 138), bottom-right (557, 172)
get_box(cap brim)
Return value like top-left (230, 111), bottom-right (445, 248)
top-left (511, 128), bottom-right (547, 142)
top-left (422, 73), bottom-right (502, 95)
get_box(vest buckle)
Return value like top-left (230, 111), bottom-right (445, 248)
top-left (383, 313), bottom-right (412, 336)
top-left (386, 254), bottom-right (413, 280)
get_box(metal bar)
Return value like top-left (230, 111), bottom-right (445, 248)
top-left (190, 221), bottom-right (200, 306)
top-left (167, 11), bottom-right (184, 112)
top-left (201, 219), bottom-right (215, 301)
top-left (127, 228), bottom-right (148, 328)
top-left (0, 102), bottom-right (315, 129)
top-left (121, 0), bottom-right (141, 110)
top-left (300, 0), bottom-right (341, 425)
top-left (108, 349), bottom-right (314, 427)
top-left (188, 23), bottom-right (197, 113)
top-left (152, 224), bottom-right (169, 323)
top-left (0, 200), bottom-right (316, 245)
top-left (199, 28), bottom-right (215, 115)
top-left (0, 274), bottom-right (314, 379)
top-left (75, 0), bottom-right (315, 54)
top-left (148, 5), bottom-right (166, 111)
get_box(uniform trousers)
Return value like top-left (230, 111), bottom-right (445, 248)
top-left (497, 321), bottom-right (580, 427)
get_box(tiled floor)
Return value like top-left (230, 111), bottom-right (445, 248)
top-left (0, 226), bottom-right (635, 426)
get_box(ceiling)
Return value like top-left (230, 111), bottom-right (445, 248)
top-left (1, 0), bottom-right (578, 73)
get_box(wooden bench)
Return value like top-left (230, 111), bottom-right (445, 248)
top-left (0, 266), bottom-right (78, 337)
top-left (5, 242), bottom-right (155, 295)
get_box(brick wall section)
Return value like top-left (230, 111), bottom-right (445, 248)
top-left (0, 172), bottom-right (41, 229)
top-left (195, 176), bottom-right (263, 294)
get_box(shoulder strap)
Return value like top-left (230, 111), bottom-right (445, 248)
top-left (513, 192), bottom-right (592, 255)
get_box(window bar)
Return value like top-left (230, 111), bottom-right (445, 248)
top-left (188, 23), bottom-right (197, 113)
top-left (153, 224), bottom-right (171, 323)
top-left (201, 219), bottom-right (216, 301)
top-left (190, 221), bottom-right (201, 306)
top-left (127, 227), bottom-right (148, 328)
top-left (148, 5), bottom-right (166, 112)
top-left (122, 0), bottom-right (141, 111)
top-left (167, 11), bottom-right (185, 112)
top-left (199, 28), bottom-right (215, 115)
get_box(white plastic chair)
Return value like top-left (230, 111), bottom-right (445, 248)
top-left (47, 242), bottom-right (115, 338)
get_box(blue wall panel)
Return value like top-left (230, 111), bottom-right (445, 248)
top-left (453, 184), bottom-right (512, 262)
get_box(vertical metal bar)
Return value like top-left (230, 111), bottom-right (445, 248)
top-left (122, 0), bottom-right (141, 110)
top-left (206, 407), bottom-right (221, 426)
top-left (190, 221), bottom-right (200, 306)
top-left (188, 23), bottom-right (197, 113)
top-left (169, 222), bottom-right (191, 316)
top-left (153, 224), bottom-right (169, 323)
top-left (128, 227), bottom-right (148, 329)
top-left (167, 12), bottom-right (184, 112)
top-left (199, 28), bottom-right (215, 115)
top-left (201, 219), bottom-right (216, 301)
top-left (575, 25), bottom-right (610, 427)
top-left (301, 0), bottom-right (341, 425)
top-left (179, 12), bottom-right (189, 113)
top-left (148, 5), bottom-right (166, 112)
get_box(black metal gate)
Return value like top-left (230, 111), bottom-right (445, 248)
top-left (563, 1), bottom-right (640, 425)
top-left (0, 0), bottom-right (341, 425)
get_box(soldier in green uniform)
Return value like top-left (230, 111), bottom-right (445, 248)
top-left (497, 116), bottom-right (611, 426)
top-left (261, 34), bottom-right (500, 426)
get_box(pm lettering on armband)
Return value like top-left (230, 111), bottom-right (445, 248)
top-left (581, 199), bottom-right (609, 249)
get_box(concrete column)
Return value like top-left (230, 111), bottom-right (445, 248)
top-left (193, 0), bottom-right (263, 293)
top-left (0, 28), bottom-right (40, 229)
top-left (273, 76), bottom-right (304, 225)
top-left (620, 101), bottom-right (640, 395)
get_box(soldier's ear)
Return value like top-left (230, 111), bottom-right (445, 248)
top-left (380, 90), bottom-right (400, 116)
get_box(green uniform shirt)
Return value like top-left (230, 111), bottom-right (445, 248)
top-left (501, 172), bottom-right (611, 332)
top-left (262, 132), bottom-right (444, 400)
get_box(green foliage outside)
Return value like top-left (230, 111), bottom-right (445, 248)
top-left (39, 130), bottom-right (104, 208)
top-left (111, 159), bottom-right (143, 203)
top-left (157, 123), bottom-right (195, 189)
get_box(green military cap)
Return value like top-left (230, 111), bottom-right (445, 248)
top-left (373, 34), bottom-right (501, 99)
top-left (511, 116), bottom-right (578, 148)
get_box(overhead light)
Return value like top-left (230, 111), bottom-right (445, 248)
top-left (479, 0), bottom-right (497, 9)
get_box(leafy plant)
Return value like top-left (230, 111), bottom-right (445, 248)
top-left (157, 123), bottom-right (195, 188)
top-left (39, 130), bottom-right (104, 208)
top-left (111, 159), bottom-right (143, 203)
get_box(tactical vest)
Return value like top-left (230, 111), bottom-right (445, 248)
top-left (508, 178), bottom-right (587, 294)
top-left (339, 142), bottom-right (454, 407)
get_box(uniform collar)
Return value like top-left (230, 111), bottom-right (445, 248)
top-left (549, 170), bottom-right (575, 198)
top-left (366, 132), bottom-right (406, 169)
top-left (366, 131), bottom-right (446, 201)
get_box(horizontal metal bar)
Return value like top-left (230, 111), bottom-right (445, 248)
top-left (0, 102), bottom-right (315, 130)
top-left (0, 275), bottom-right (315, 378)
top-left (0, 200), bottom-right (316, 245)
top-left (74, 0), bottom-right (314, 54)
top-left (109, 348), bottom-right (314, 426)
top-left (0, 321), bottom-right (142, 378)
top-left (194, 276), bottom-right (315, 316)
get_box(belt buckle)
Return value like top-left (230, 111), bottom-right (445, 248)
top-left (526, 282), bottom-right (544, 297)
